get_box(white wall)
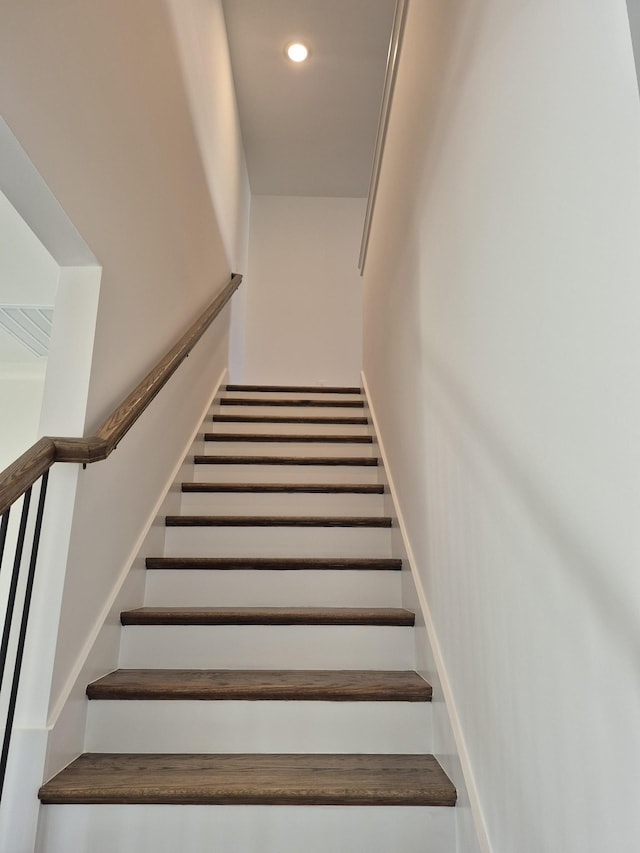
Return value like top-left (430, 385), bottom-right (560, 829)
top-left (362, 2), bottom-right (640, 852)
top-left (244, 195), bottom-right (364, 386)
top-left (165, 0), bottom-right (251, 380)
top-left (0, 189), bottom-right (60, 470)
top-left (165, 0), bottom-right (250, 274)
top-left (0, 0), bottom-right (238, 802)
top-left (0, 364), bottom-right (47, 472)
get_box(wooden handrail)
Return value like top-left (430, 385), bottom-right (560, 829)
top-left (0, 273), bottom-right (242, 515)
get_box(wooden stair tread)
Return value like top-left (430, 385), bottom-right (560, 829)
top-left (226, 385), bottom-right (361, 394)
top-left (212, 415), bottom-right (369, 424)
top-left (194, 455), bottom-right (378, 466)
top-left (120, 607), bottom-right (415, 626)
top-left (204, 433), bottom-right (373, 443)
top-left (181, 483), bottom-right (385, 494)
top-left (87, 669), bottom-right (432, 701)
top-left (220, 398), bottom-right (364, 408)
top-left (144, 557), bottom-right (402, 571)
top-left (39, 753), bottom-right (456, 806)
top-left (165, 515), bottom-right (392, 528)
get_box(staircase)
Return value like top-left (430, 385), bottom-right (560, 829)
top-left (36, 385), bottom-right (456, 852)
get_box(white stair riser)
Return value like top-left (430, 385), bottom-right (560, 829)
top-left (119, 625), bottom-right (414, 669)
top-left (207, 421), bottom-right (371, 436)
top-left (164, 526), bottom-right (393, 558)
top-left (85, 700), bottom-right (431, 753)
top-left (201, 441), bottom-right (376, 457)
top-left (37, 804), bottom-right (455, 853)
top-left (180, 491), bottom-right (385, 517)
top-left (186, 463), bottom-right (381, 484)
top-left (215, 405), bottom-right (366, 419)
top-left (144, 569), bottom-right (402, 608)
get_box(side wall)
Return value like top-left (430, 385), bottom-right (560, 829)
top-left (0, 189), bottom-right (60, 469)
top-left (362, 2), bottom-right (640, 852)
top-left (165, 0), bottom-right (251, 380)
top-left (0, 365), bottom-right (47, 472)
top-left (244, 195), bottom-right (364, 386)
top-left (0, 0), bottom-right (239, 773)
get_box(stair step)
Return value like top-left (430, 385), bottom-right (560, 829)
top-left (190, 462), bottom-right (380, 486)
top-left (165, 515), bottom-right (392, 528)
top-left (212, 414), bottom-right (369, 425)
top-left (221, 398), bottom-right (365, 408)
top-left (145, 557), bottom-right (401, 570)
top-left (120, 607), bottom-right (415, 626)
top-left (39, 753), bottom-right (456, 806)
top-left (120, 625), bottom-right (412, 669)
top-left (37, 805), bottom-right (454, 853)
top-left (204, 433), bottom-right (372, 443)
top-left (226, 385), bottom-right (361, 394)
top-left (194, 455), bottom-right (378, 466)
top-left (87, 669), bottom-right (431, 701)
top-left (144, 568), bottom-right (400, 608)
top-left (182, 483), bottom-right (384, 494)
top-left (86, 698), bottom-right (430, 755)
top-left (164, 524), bottom-right (391, 558)
top-left (181, 491), bottom-right (385, 518)
top-left (143, 559), bottom-right (402, 608)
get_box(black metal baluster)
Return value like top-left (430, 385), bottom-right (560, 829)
top-left (0, 488), bottom-right (32, 695)
top-left (0, 473), bottom-right (48, 798)
top-left (0, 510), bottom-right (9, 571)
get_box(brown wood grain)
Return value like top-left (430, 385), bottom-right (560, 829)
top-left (211, 415), bottom-right (369, 424)
top-left (181, 483), bottom-right (385, 494)
top-left (194, 455), bottom-right (378, 466)
top-left (165, 515), bottom-right (392, 528)
top-left (0, 438), bottom-right (56, 516)
top-left (204, 433), bottom-right (373, 443)
top-left (0, 275), bottom-right (241, 514)
top-left (39, 753), bottom-right (456, 806)
top-left (86, 669), bottom-right (432, 702)
top-left (221, 398), bottom-right (364, 408)
top-left (86, 274), bottom-right (242, 460)
top-left (120, 606), bottom-right (415, 626)
top-left (144, 557), bottom-right (402, 571)
top-left (226, 385), bottom-right (361, 394)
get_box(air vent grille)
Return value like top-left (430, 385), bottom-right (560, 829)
top-left (0, 305), bottom-right (54, 357)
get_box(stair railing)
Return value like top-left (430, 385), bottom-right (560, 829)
top-left (0, 272), bottom-right (242, 799)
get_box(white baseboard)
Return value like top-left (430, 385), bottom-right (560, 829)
top-left (361, 370), bottom-right (491, 853)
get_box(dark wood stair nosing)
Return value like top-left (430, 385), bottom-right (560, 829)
top-left (38, 753), bottom-right (457, 807)
top-left (211, 415), bottom-right (369, 425)
top-left (86, 669), bottom-right (432, 702)
top-left (144, 557), bottom-right (403, 571)
top-left (181, 482), bottom-right (385, 494)
top-left (225, 385), bottom-right (362, 394)
top-left (120, 606), bottom-right (415, 627)
top-left (165, 515), bottom-right (392, 528)
top-left (204, 433), bottom-right (373, 444)
top-left (220, 399), bottom-right (365, 408)
top-left (194, 455), bottom-right (378, 466)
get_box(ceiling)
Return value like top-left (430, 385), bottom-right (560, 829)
top-left (221, 0), bottom-right (396, 197)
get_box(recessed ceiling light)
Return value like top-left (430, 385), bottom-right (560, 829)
top-left (286, 42), bottom-right (309, 63)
